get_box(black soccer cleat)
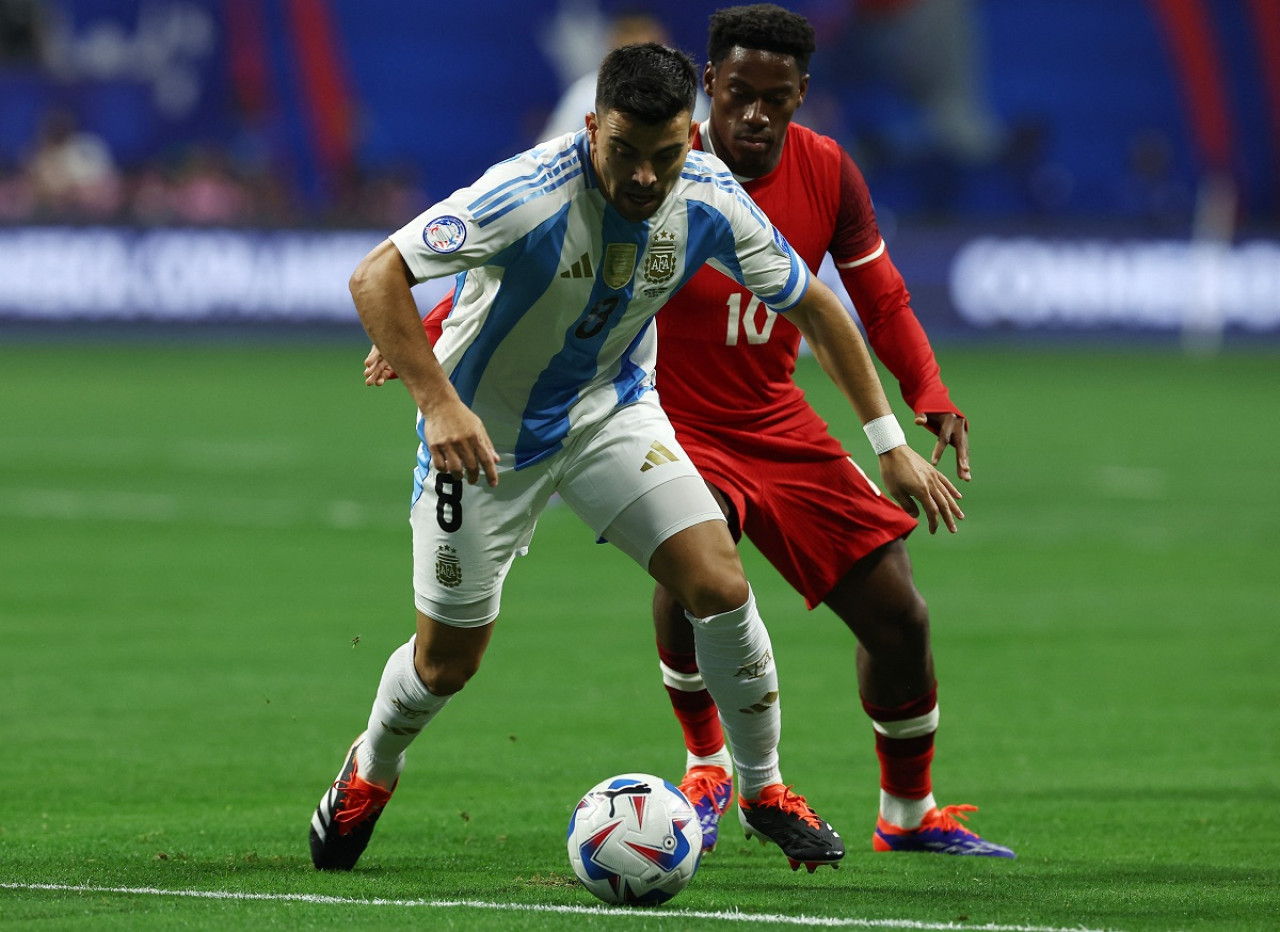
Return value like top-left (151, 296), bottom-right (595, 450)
top-left (309, 734), bottom-right (396, 871)
top-left (738, 784), bottom-right (845, 872)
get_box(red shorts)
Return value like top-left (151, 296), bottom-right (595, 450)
top-left (675, 413), bottom-right (918, 609)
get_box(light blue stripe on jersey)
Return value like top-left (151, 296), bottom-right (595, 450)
top-left (469, 138), bottom-right (584, 228)
top-left (612, 322), bottom-right (654, 407)
top-left (681, 161), bottom-right (769, 230)
top-left (468, 138), bottom-right (577, 214)
top-left (681, 197), bottom-right (804, 311)
top-left (413, 271), bottom-right (463, 505)
top-left (450, 205), bottom-right (572, 409)
top-left (411, 205), bottom-right (572, 503)
top-left (513, 207), bottom-right (647, 469)
top-left (472, 166), bottom-right (583, 228)
top-left (412, 418), bottom-right (431, 507)
top-left (684, 197), bottom-right (736, 287)
top-left (679, 157), bottom-right (805, 309)
top-left (759, 235), bottom-right (806, 310)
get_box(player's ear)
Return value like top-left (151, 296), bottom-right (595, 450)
top-left (797, 73), bottom-right (809, 107)
top-left (585, 111), bottom-right (599, 143)
top-left (702, 61), bottom-right (715, 97)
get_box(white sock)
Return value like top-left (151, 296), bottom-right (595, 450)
top-left (687, 745), bottom-right (734, 775)
top-left (357, 638), bottom-right (451, 788)
top-left (686, 588), bottom-right (780, 799)
top-left (880, 790), bottom-right (937, 830)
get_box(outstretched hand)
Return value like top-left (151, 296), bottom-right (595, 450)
top-left (877, 445), bottom-right (964, 534)
top-left (915, 412), bottom-right (970, 482)
top-left (364, 344), bottom-right (398, 386)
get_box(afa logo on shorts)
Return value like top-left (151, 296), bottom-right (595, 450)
top-left (423, 216), bottom-right (467, 253)
top-left (435, 544), bottom-right (462, 588)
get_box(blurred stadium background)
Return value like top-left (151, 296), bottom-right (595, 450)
top-left (4, 5), bottom-right (1279, 926)
top-left (0, 0), bottom-right (1277, 345)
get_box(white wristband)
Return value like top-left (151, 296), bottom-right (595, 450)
top-left (863, 414), bottom-right (907, 455)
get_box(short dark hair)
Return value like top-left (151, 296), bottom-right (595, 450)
top-left (595, 42), bottom-right (698, 124)
top-left (707, 4), bottom-right (816, 74)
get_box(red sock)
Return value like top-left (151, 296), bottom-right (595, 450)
top-left (861, 686), bottom-right (938, 800)
top-left (657, 642), bottom-right (725, 758)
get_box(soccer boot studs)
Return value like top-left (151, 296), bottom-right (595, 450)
top-left (738, 784), bottom-right (844, 872)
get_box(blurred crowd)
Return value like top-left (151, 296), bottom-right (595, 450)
top-left (0, 0), bottom-right (424, 228)
top-left (0, 0), bottom-right (1253, 232)
top-left (0, 0), bottom-right (1056, 231)
top-left (0, 106), bottom-right (426, 228)
top-left (0, 0), bottom-right (1028, 230)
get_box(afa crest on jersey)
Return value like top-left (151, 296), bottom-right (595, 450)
top-left (643, 229), bottom-right (678, 285)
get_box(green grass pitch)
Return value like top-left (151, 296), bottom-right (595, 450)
top-left (1, 340), bottom-right (1277, 930)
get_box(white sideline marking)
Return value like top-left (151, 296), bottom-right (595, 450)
top-left (1, 883), bottom-right (1122, 932)
top-left (0, 487), bottom-right (400, 531)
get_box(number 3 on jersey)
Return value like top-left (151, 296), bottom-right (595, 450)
top-left (724, 293), bottom-right (777, 346)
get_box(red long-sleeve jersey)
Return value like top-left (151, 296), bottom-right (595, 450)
top-left (655, 121), bottom-right (958, 433)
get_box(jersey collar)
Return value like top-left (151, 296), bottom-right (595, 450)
top-left (575, 129), bottom-right (598, 189)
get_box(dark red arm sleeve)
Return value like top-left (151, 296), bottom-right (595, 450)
top-left (837, 251), bottom-right (959, 420)
top-left (829, 150), bottom-right (962, 422)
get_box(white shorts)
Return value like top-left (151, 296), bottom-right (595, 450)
top-left (410, 396), bottom-right (724, 627)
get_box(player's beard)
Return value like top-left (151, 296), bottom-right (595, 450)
top-left (610, 183), bottom-right (663, 222)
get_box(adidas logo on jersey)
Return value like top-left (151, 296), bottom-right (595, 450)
top-left (560, 252), bottom-right (593, 279)
top-left (640, 441), bottom-right (680, 472)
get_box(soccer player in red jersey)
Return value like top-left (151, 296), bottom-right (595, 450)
top-left (649, 4), bottom-right (1014, 858)
top-left (367, 4), bottom-right (1011, 858)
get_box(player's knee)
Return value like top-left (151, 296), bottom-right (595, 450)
top-left (650, 525), bottom-right (749, 618)
top-left (653, 584), bottom-right (697, 648)
top-left (863, 593), bottom-right (930, 658)
top-left (898, 593), bottom-right (931, 652)
top-left (679, 571), bottom-right (750, 620)
top-left (413, 649), bottom-right (481, 696)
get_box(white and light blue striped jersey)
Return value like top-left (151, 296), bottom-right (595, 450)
top-left (389, 129), bottom-right (810, 474)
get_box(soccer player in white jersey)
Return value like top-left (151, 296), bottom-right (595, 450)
top-left (309, 42), bottom-right (963, 874)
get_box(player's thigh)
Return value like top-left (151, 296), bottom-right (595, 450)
top-left (410, 464), bottom-right (555, 626)
top-left (645, 513), bottom-right (748, 617)
top-left (746, 454), bottom-right (917, 608)
top-left (822, 538), bottom-right (928, 641)
top-left (556, 399), bottom-right (725, 571)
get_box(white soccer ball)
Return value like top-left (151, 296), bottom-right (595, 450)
top-left (566, 772), bottom-right (702, 906)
